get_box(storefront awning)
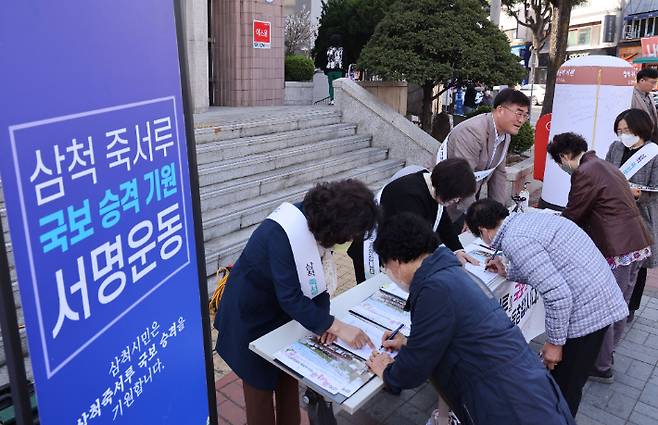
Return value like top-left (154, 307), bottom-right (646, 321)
top-left (633, 56), bottom-right (658, 63)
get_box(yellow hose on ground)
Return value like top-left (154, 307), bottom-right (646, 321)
top-left (209, 266), bottom-right (232, 319)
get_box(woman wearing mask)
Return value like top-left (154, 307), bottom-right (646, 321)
top-left (547, 133), bottom-right (651, 384)
top-left (606, 109), bottom-right (658, 323)
top-left (214, 180), bottom-right (378, 425)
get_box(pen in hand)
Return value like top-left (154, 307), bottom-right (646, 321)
top-left (485, 249), bottom-right (501, 272)
top-left (380, 323), bottom-right (405, 350)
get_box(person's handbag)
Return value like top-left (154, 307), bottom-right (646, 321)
top-left (303, 388), bottom-right (337, 425)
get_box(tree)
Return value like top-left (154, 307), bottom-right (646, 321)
top-left (285, 6), bottom-right (315, 56)
top-left (312, 0), bottom-right (395, 71)
top-left (540, 0), bottom-right (586, 115)
top-left (359, 0), bottom-right (526, 131)
top-left (501, 0), bottom-right (552, 84)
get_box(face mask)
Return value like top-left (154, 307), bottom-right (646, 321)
top-left (620, 133), bottom-right (640, 148)
top-left (385, 268), bottom-right (410, 293)
top-left (559, 163), bottom-right (573, 175)
top-left (332, 241), bottom-right (352, 254)
top-left (480, 229), bottom-right (491, 245)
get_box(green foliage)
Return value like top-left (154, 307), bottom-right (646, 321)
top-left (312, 0), bottom-right (395, 70)
top-left (510, 121), bottom-right (535, 154)
top-left (358, 0), bottom-right (526, 88)
top-left (460, 105), bottom-right (535, 155)
top-left (285, 55), bottom-right (315, 81)
top-left (465, 105), bottom-right (492, 118)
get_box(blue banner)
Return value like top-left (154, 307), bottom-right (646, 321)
top-left (0, 2), bottom-right (212, 424)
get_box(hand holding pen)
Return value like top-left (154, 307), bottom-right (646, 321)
top-left (485, 250), bottom-right (507, 277)
top-left (379, 324), bottom-right (406, 352)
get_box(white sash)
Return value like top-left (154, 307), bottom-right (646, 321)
top-left (267, 202), bottom-right (326, 299)
top-left (362, 166), bottom-right (444, 280)
top-left (620, 143), bottom-right (658, 180)
top-left (436, 133), bottom-right (509, 182)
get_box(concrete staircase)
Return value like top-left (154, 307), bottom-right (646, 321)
top-left (0, 106), bottom-right (404, 383)
top-left (194, 107), bottom-right (404, 289)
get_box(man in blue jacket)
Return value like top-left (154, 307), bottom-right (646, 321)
top-left (366, 213), bottom-right (574, 425)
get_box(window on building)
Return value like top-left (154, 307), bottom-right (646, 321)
top-left (624, 15), bottom-right (658, 40)
top-left (568, 25), bottom-right (597, 47)
top-left (578, 27), bottom-right (591, 45)
top-left (591, 24), bottom-right (601, 45)
top-left (568, 30), bottom-right (578, 47)
top-left (645, 18), bottom-right (656, 37)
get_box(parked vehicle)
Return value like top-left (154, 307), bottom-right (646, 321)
top-left (519, 84), bottom-right (546, 106)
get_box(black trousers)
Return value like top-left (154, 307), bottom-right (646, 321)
top-left (550, 326), bottom-right (608, 417)
top-left (629, 267), bottom-right (647, 312)
top-left (347, 238), bottom-right (367, 284)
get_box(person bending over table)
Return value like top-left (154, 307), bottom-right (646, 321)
top-left (348, 158), bottom-right (478, 283)
top-left (214, 180), bottom-right (378, 425)
top-left (439, 89), bottom-right (531, 230)
top-left (366, 213), bottom-right (575, 425)
top-left (547, 132), bottom-right (652, 384)
top-left (465, 199), bottom-right (628, 416)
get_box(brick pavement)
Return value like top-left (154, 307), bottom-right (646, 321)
top-left (213, 255), bottom-right (658, 425)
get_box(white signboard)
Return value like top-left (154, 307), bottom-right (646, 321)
top-left (541, 56), bottom-right (636, 207)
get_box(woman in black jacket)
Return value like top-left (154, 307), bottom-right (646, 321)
top-left (348, 158), bottom-right (478, 283)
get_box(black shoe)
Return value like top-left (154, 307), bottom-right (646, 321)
top-left (627, 311), bottom-right (635, 323)
top-left (589, 368), bottom-right (614, 384)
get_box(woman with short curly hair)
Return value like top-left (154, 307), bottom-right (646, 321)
top-left (547, 132), bottom-right (652, 384)
top-left (214, 179), bottom-right (379, 425)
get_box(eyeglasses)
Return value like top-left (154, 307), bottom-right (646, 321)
top-left (502, 106), bottom-right (529, 121)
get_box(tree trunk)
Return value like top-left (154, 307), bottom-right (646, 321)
top-left (541, 1), bottom-right (572, 116)
top-left (529, 32), bottom-right (541, 86)
top-left (421, 82), bottom-right (434, 133)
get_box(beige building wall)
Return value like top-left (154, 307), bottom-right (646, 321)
top-left (214, 0), bottom-right (285, 106)
top-left (182, 0), bottom-right (210, 113)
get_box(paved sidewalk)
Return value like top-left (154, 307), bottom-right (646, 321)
top-left (214, 256), bottom-right (658, 425)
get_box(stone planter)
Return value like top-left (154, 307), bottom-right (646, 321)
top-left (505, 155), bottom-right (542, 206)
top-left (284, 81), bottom-right (314, 105)
top-left (357, 81), bottom-right (408, 116)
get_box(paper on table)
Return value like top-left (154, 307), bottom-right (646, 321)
top-left (335, 313), bottom-right (399, 360)
top-left (380, 281), bottom-right (409, 301)
top-left (536, 208), bottom-right (562, 215)
top-left (464, 263), bottom-right (499, 288)
top-left (630, 183), bottom-right (658, 192)
top-left (275, 335), bottom-right (374, 398)
top-left (350, 292), bottom-right (411, 336)
top-left (464, 241), bottom-right (495, 265)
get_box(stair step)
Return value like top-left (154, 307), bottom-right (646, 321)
top-left (199, 147), bottom-right (388, 212)
top-left (197, 135), bottom-right (372, 186)
top-left (202, 159), bottom-right (404, 277)
top-left (201, 157), bottom-right (402, 242)
top-left (195, 123), bottom-right (357, 165)
top-left (194, 108), bottom-right (342, 143)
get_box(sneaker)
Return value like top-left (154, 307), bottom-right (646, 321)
top-left (329, 100), bottom-right (335, 105)
top-left (589, 368), bottom-right (614, 384)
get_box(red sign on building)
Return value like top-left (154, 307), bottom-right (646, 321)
top-left (253, 20), bottom-right (271, 49)
top-left (641, 36), bottom-right (658, 58)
